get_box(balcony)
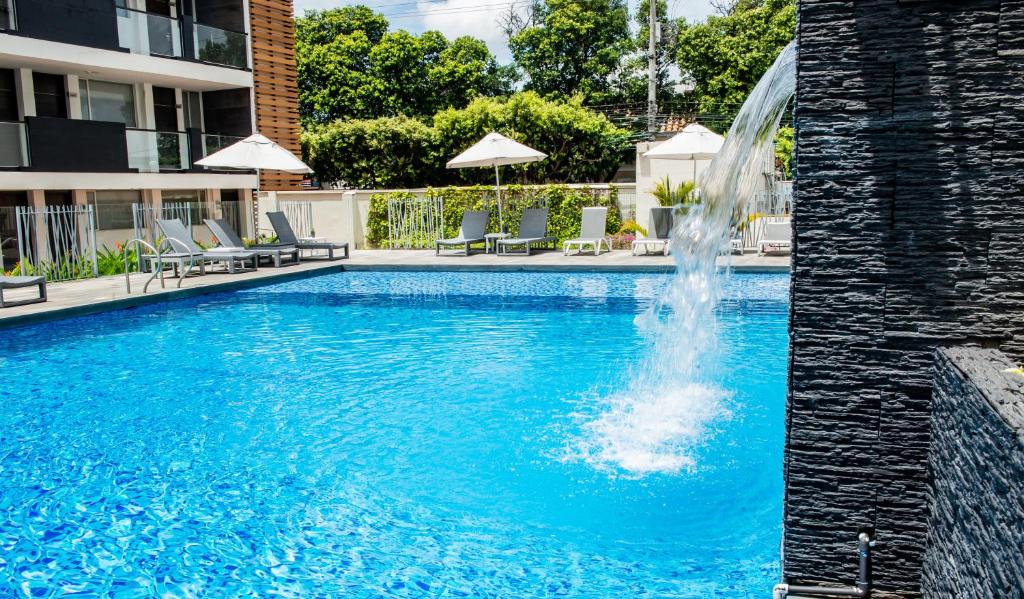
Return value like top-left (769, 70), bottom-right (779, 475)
top-left (126, 129), bottom-right (189, 172)
top-left (0, 121), bottom-right (29, 167)
top-left (194, 23), bottom-right (248, 69)
top-left (116, 6), bottom-right (182, 58)
top-left (0, 0), bottom-right (15, 31)
top-left (202, 132), bottom-right (244, 157)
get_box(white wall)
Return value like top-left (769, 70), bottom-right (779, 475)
top-left (634, 141), bottom-right (712, 236)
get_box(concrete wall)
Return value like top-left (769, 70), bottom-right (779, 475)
top-left (635, 141), bottom-right (711, 235)
top-left (923, 348), bottom-right (1024, 598)
top-left (787, 1), bottom-right (1024, 594)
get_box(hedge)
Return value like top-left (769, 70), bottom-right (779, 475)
top-left (366, 185), bottom-right (622, 248)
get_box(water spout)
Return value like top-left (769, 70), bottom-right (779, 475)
top-left (578, 42), bottom-right (797, 476)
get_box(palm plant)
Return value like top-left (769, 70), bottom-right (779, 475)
top-left (651, 177), bottom-right (699, 208)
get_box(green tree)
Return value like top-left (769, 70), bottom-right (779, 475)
top-left (609, 0), bottom-right (674, 104)
top-left (672, 0), bottom-right (795, 122)
top-left (295, 7), bottom-right (511, 126)
top-left (508, 0), bottom-right (631, 103)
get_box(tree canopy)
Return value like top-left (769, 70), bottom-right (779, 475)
top-left (507, 0), bottom-right (631, 103)
top-left (295, 7), bottom-right (512, 126)
top-left (672, 0), bottom-right (795, 120)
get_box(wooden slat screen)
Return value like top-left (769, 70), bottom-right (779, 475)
top-left (249, 0), bottom-right (303, 191)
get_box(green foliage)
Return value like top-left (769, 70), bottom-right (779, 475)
top-left (295, 6), bottom-right (511, 126)
top-left (96, 243), bottom-right (138, 276)
top-left (650, 176), bottom-right (698, 207)
top-left (673, 0), bottom-right (795, 125)
top-left (508, 0), bottom-right (631, 103)
top-left (774, 126), bottom-right (793, 178)
top-left (365, 185), bottom-right (622, 248)
top-left (6, 254), bottom-right (94, 281)
top-left (302, 92), bottom-right (630, 188)
top-left (616, 219), bottom-right (647, 236)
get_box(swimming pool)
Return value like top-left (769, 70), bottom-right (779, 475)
top-left (0, 271), bottom-right (789, 597)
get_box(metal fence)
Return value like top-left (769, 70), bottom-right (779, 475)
top-left (14, 205), bottom-right (98, 281)
top-left (386, 196), bottom-right (445, 249)
top-left (280, 200), bottom-right (314, 239)
top-left (131, 202), bottom-right (210, 247)
top-left (0, 205), bottom-right (16, 272)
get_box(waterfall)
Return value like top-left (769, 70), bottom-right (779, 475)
top-left (576, 42), bottom-right (797, 476)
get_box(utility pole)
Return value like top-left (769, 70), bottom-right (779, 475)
top-left (647, 0), bottom-right (658, 133)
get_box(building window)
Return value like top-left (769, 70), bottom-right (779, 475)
top-left (162, 189), bottom-right (208, 228)
top-left (0, 0), bottom-right (16, 31)
top-left (79, 80), bottom-right (136, 127)
top-left (0, 69), bottom-right (17, 121)
top-left (89, 190), bottom-right (139, 231)
top-left (33, 73), bottom-right (67, 119)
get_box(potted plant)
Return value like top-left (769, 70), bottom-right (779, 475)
top-left (648, 177), bottom-right (698, 238)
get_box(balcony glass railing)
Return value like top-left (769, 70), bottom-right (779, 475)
top-left (0, 121), bottom-right (29, 167)
top-left (126, 129), bottom-right (189, 172)
top-left (202, 133), bottom-right (244, 158)
top-left (194, 23), bottom-right (248, 69)
top-left (0, 0), bottom-right (16, 30)
top-left (116, 6), bottom-right (182, 58)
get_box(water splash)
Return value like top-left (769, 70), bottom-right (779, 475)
top-left (578, 42), bottom-right (797, 476)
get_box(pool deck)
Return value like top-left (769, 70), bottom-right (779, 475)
top-left (0, 250), bottom-right (788, 327)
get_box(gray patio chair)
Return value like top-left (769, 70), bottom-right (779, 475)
top-left (154, 218), bottom-right (258, 276)
top-left (563, 207), bottom-right (611, 256)
top-left (436, 210), bottom-right (489, 255)
top-left (0, 276), bottom-right (46, 308)
top-left (266, 211), bottom-right (349, 260)
top-left (758, 221), bottom-right (792, 256)
top-left (205, 218), bottom-right (299, 268)
top-left (496, 208), bottom-right (557, 256)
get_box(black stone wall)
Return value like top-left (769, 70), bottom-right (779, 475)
top-left (923, 348), bottom-right (1024, 598)
top-left (788, 1), bottom-right (1024, 594)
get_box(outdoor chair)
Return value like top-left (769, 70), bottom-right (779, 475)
top-left (265, 212), bottom-right (349, 260)
top-left (436, 210), bottom-right (489, 256)
top-left (0, 275), bottom-right (46, 308)
top-left (632, 208), bottom-right (673, 256)
top-left (206, 218), bottom-right (299, 268)
top-left (564, 207), bottom-right (611, 256)
top-left (758, 221), bottom-right (792, 256)
top-left (496, 208), bottom-right (557, 256)
top-left (154, 219), bottom-right (258, 277)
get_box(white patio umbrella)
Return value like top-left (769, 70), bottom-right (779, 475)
top-left (446, 132), bottom-right (547, 232)
top-left (643, 123), bottom-right (724, 182)
top-left (194, 133), bottom-right (312, 198)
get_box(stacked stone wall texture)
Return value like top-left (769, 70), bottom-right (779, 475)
top-left (922, 348), bottom-right (1024, 598)
top-left (789, 0), bottom-right (1024, 594)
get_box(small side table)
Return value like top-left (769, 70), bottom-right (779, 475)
top-left (484, 232), bottom-right (510, 254)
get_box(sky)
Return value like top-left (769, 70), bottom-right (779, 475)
top-left (291, 0), bottom-right (718, 63)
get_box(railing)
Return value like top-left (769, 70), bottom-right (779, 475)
top-left (14, 205), bottom-right (98, 281)
top-left (194, 23), bottom-right (248, 68)
top-left (387, 197), bottom-right (445, 250)
top-left (0, 0), bottom-right (15, 30)
top-left (0, 121), bottom-right (29, 167)
top-left (116, 6), bottom-right (182, 58)
top-left (131, 201), bottom-right (208, 248)
top-left (0, 205), bottom-right (16, 272)
top-left (202, 133), bottom-right (244, 158)
top-left (280, 200), bottom-right (314, 239)
top-left (126, 129), bottom-right (189, 172)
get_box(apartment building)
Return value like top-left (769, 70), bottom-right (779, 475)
top-left (0, 0), bottom-right (300, 263)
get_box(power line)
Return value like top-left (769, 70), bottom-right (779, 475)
top-left (382, 0), bottom-right (530, 19)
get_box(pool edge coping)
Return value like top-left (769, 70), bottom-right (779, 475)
top-left (0, 261), bottom-right (788, 329)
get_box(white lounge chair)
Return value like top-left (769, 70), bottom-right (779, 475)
top-left (758, 222), bottom-right (792, 256)
top-left (564, 207), bottom-right (611, 256)
top-left (632, 208), bottom-right (673, 256)
top-left (496, 208), bottom-right (556, 256)
top-left (0, 275), bottom-right (46, 308)
top-left (436, 210), bottom-right (489, 255)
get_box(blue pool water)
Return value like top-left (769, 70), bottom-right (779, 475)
top-left (0, 271), bottom-right (789, 597)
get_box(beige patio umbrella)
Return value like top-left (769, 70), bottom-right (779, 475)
top-left (446, 132), bottom-right (547, 232)
top-left (643, 123), bottom-right (725, 182)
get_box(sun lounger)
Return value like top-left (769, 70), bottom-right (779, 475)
top-left (205, 218), bottom-right (299, 267)
top-left (632, 207), bottom-right (673, 256)
top-left (0, 275), bottom-right (46, 308)
top-left (758, 221), bottom-right (792, 256)
top-left (563, 207), bottom-right (611, 256)
top-left (496, 208), bottom-right (556, 256)
top-left (155, 218), bottom-right (258, 276)
top-left (266, 211), bottom-right (348, 260)
top-left (436, 210), bottom-right (489, 255)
